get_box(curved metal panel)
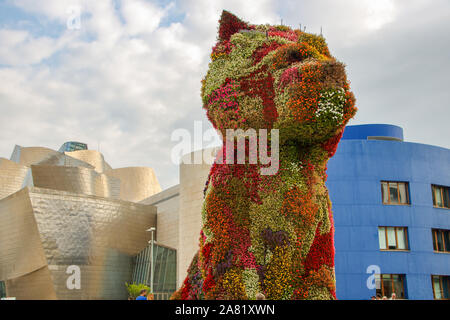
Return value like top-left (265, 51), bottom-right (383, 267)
top-left (0, 158), bottom-right (30, 200)
top-left (31, 165), bottom-right (121, 199)
top-left (0, 188), bottom-right (48, 280)
top-left (10, 146), bottom-right (59, 166)
top-left (105, 167), bottom-right (162, 203)
top-left (5, 266), bottom-right (57, 300)
top-left (65, 150), bottom-right (111, 173)
top-left (27, 187), bottom-right (156, 299)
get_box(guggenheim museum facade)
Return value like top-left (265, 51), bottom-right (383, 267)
top-left (0, 142), bottom-right (176, 300)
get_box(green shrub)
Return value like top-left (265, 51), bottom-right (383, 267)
top-left (125, 282), bottom-right (150, 299)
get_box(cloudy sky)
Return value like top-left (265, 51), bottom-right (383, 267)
top-left (0, 0), bottom-right (449, 189)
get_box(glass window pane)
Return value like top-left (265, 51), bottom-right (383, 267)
top-left (378, 228), bottom-right (387, 249)
top-left (437, 230), bottom-right (444, 251)
top-left (398, 183), bottom-right (408, 204)
top-left (382, 275), bottom-right (393, 297)
top-left (375, 274), bottom-right (381, 294)
top-left (433, 230), bottom-right (438, 251)
top-left (432, 186), bottom-right (436, 206)
top-left (434, 187), bottom-right (443, 207)
top-left (444, 231), bottom-right (450, 253)
top-left (387, 227), bottom-right (397, 249)
top-left (433, 276), bottom-right (442, 299)
top-left (392, 275), bottom-right (405, 298)
top-left (443, 277), bottom-right (450, 299)
top-left (396, 228), bottom-right (407, 250)
top-left (443, 187), bottom-right (450, 208)
top-left (382, 182), bottom-right (389, 204)
top-left (389, 183), bottom-right (399, 204)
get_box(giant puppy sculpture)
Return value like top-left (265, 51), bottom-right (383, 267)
top-left (173, 10), bottom-right (357, 300)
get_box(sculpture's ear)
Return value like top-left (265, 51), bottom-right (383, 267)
top-left (218, 10), bottom-right (249, 41)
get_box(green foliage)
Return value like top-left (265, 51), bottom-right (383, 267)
top-left (125, 282), bottom-right (150, 299)
top-left (242, 268), bottom-right (260, 299)
top-left (275, 25), bottom-right (291, 31)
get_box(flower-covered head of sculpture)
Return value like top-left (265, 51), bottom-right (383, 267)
top-left (202, 10), bottom-right (356, 146)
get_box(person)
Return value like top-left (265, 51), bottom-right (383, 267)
top-left (390, 293), bottom-right (397, 300)
top-left (136, 289), bottom-right (148, 300)
top-left (370, 296), bottom-right (376, 300)
top-left (382, 296), bottom-right (388, 300)
top-left (256, 293), bottom-right (266, 300)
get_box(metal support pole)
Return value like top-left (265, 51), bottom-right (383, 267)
top-left (150, 230), bottom-right (154, 294)
top-left (146, 227), bottom-right (156, 294)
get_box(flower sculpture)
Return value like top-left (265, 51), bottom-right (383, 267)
top-left (172, 10), bottom-right (357, 300)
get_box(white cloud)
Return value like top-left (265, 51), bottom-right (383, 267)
top-left (121, 0), bottom-right (171, 35)
top-left (12, 0), bottom-right (85, 22)
top-left (365, 0), bottom-right (396, 30)
top-left (0, 29), bottom-right (63, 65)
top-left (0, 0), bottom-right (449, 189)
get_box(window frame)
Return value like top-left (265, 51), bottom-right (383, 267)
top-left (378, 226), bottom-right (409, 251)
top-left (432, 229), bottom-right (450, 253)
top-left (381, 181), bottom-right (410, 205)
top-left (376, 274), bottom-right (407, 299)
top-left (432, 185), bottom-right (450, 209)
top-left (431, 275), bottom-right (450, 300)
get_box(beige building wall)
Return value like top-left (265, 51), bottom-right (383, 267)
top-left (177, 148), bottom-right (217, 287)
top-left (140, 185), bottom-right (180, 250)
top-left (105, 167), bottom-right (162, 203)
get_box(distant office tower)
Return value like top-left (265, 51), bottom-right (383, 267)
top-left (58, 141), bottom-right (88, 153)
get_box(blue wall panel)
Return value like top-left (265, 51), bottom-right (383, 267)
top-left (327, 124), bottom-right (450, 300)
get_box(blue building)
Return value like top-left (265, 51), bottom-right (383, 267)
top-left (328, 124), bottom-right (450, 300)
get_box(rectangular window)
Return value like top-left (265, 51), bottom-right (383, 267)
top-left (432, 229), bottom-right (450, 253)
top-left (375, 274), bottom-right (407, 299)
top-left (432, 275), bottom-right (450, 300)
top-left (381, 181), bottom-right (410, 205)
top-left (378, 226), bottom-right (409, 250)
top-left (432, 185), bottom-right (450, 209)
top-left (0, 281), bottom-right (5, 298)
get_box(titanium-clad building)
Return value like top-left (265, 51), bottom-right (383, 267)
top-left (0, 143), bottom-right (166, 300)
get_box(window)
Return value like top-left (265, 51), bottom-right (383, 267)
top-left (0, 281), bottom-right (5, 298)
top-left (432, 275), bottom-right (450, 300)
top-left (381, 181), bottom-right (410, 205)
top-left (378, 227), bottom-right (409, 250)
top-left (432, 229), bottom-right (450, 253)
top-left (432, 185), bottom-right (450, 209)
top-left (375, 274), bottom-right (407, 299)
